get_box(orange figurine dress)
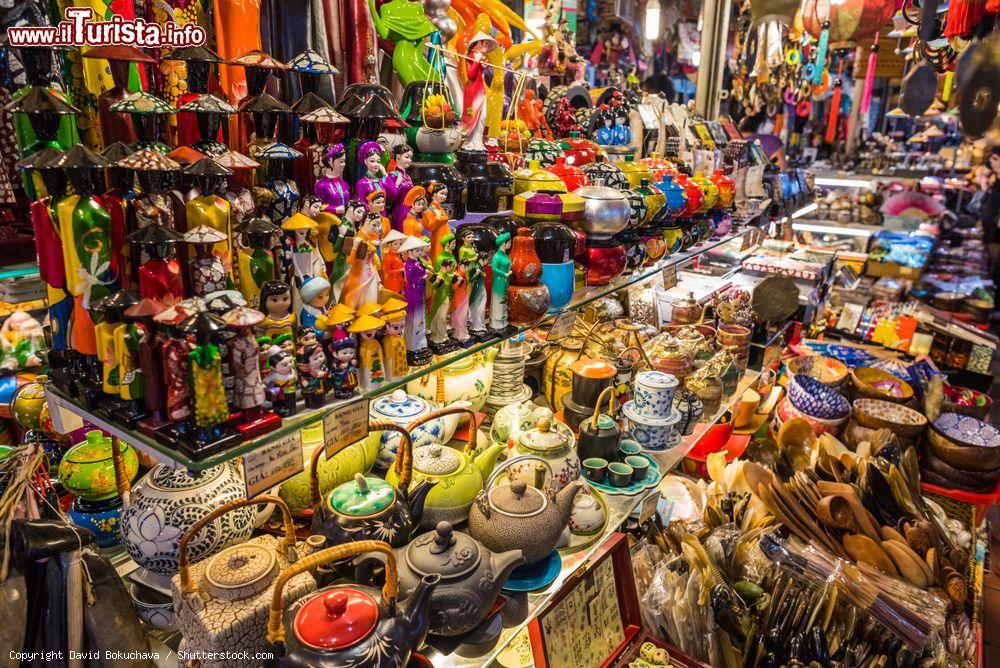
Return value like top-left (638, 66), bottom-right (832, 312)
top-left (422, 200), bottom-right (451, 262)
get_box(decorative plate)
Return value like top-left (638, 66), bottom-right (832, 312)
top-left (502, 550), bottom-right (562, 592)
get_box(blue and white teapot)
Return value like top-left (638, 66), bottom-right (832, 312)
top-left (370, 389), bottom-right (470, 469)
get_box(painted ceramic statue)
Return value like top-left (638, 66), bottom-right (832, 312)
top-left (460, 32), bottom-right (500, 151)
top-left (299, 276), bottom-right (331, 337)
top-left (256, 280), bottom-right (297, 342)
top-left (401, 186), bottom-right (427, 237)
top-left (401, 235), bottom-right (430, 365)
top-left (365, 189), bottom-right (392, 242)
top-left (381, 229), bottom-right (408, 295)
top-left (354, 141), bottom-right (387, 206)
top-left (340, 211), bottom-right (383, 310)
top-left (381, 307), bottom-right (408, 382)
top-left (328, 328), bottom-right (359, 398)
top-left (263, 344), bottom-right (298, 416)
top-left (422, 181), bottom-right (451, 260)
top-left (368, 0), bottom-right (437, 86)
top-left (329, 200), bottom-right (364, 302)
top-left (315, 143), bottom-right (351, 215)
top-left (281, 212), bottom-right (327, 289)
top-left (461, 233), bottom-right (487, 340)
top-left (428, 233), bottom-right (458, 353)
top-left (349, 313), bottom-right (386, 393)
top-left (297, 342), bottom-right (328, 408)
top-left (489, 231), bottom-right (512, 334)
top-left (451, 238), bottom-right (474, 345)
top-left (385, 144), bottom-right (414, 231)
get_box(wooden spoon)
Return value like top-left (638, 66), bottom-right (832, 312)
top-left (816, 495), bottom-right (859, 532)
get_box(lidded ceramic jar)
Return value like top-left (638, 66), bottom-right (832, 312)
top-left (531, 222), bottom-right (581, 312)
top-left (581, 156), bottom-right (629, 190)
top-left (647, 336), bottom-right (693, 381)
top-left (670, 292), bottom-right (705, 325)
top-left (368, 388), bottom-right (466, 469)
top-left (511, 416), bottom-right (580, 490)
top-left (578, 237), bottom-right (627, 286)
top-left (712, 168), bottom-right (735, 208)
top-left (656, 173), bottom-right (688, 218)
top-left (635, 179), bottom-right (666, 227)
top-left (691, 171), bottom-right (719, 212)
top-left (512, 190), bottom-right (585, 225)
top-left (508, 228), bottom-right (551, 327)
top-left (524, 138), bottom-right (563, 167)
top-left (614, 155), bottom-right (654, 188)
top-left (569, 491), bottom-right (605, 536)
top-left (675, 173), bottom-right (703, 217)
top-left (59, 430), bottom-right (139, 501)
top-left (560, 133), bottom-right (600, 166)
top-left (512, 159), bottom-right (566, 195)
top-left (548, 156), bottom-right (589, 191)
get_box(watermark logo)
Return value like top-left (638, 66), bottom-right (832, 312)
top-left (7, 8), bottom-right (206, 48)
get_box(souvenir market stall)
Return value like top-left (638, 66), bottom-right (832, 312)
top-left (0, 0), bottom-right (998, 666)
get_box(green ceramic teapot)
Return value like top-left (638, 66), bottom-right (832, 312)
top-left (59, 430), bottom-right (138, 501)
top-left (385, 406), bottom-right (504, 528)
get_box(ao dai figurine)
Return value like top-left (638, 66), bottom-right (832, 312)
top-left (381, 309), bottom-right (408, 382)
top-left (263, 345), bottom-right (298, 416)
top-left (401, 186), bottom-right (428, 237)
top-left (299, 276), bottom-right (331, 337)
top-left (380, 230), bottom-right (407, 295)
top-left (401, 235), bottom-right (430, 365)
top-left (460, 33), bottom-right (500, 151)
top-left (224, 307), bottom-right (267, 417)
top-left (257, 281), bottom-right (297, 342)
top-left (281, 212), bottom-right (327, 286)
top-left (184, 226), bottom-right (229, 297)
top-left (451, 237), bottom-right (473, 345)
top-left (299, 195), bottom-right (340, 271)
top-left (348, 313), bottom-right (386, 394)
top-left (489, 232), bottom-right (512, 333)
top-left (315, 143), bottom-right (351, 215)
top-left (422, 181), bottom-right (451, 260)
top-left (354, 141), bottom-right (387, 206)
top-left (428, 236), bottom-right (458, 353)
top-left (328, 329), bottom-right (359, 398)
top-left (461, 234), bottom-right (488, 339)
top-left (329, 200), bottom-right (363, 302)
top-left (384, 144), bottom-right (414, 231)
top-left (297, 343), bottom-right (328, 408)
top-left (339, 212), bottom-right (383, 311)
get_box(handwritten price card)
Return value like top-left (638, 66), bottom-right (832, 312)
top-left (242, 430), bottom-right (304, 498)
top-left (323, 396), bottom-right (371, 459)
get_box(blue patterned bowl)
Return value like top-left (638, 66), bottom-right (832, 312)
top-left (927, 412), bottom-right (1000, 471)
top-left (788, 374), bottom-right (850, 420)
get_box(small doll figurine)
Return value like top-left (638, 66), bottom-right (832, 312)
top-left (354, 140), bottom-right (387, 205)
top-left (401, 235), bottom-right (431, 365)
top-left (451, 237), bottom-right (472, 345)
top-left (365, 190), bottom-right (391, 242)
top-left (384, 144), bottom-right (414, 231)
top-left (299, 276), bottom-right (331, 337)
top-left (401, 186), bottom-right (427, 237)
top-left (257, 280), bottom-right (297, 341)
top-left (380, 229), bottom-right (408, 295)
top-left (329, 200), bottom-right (363, 301)
top-left (594, 105), bottom-right (614, 145)
top-left (263, 344), bottom-right (298, 416)
top-left (327, 329), bottom-right (359, 399)
top-left (611, 101), bottom-right (630, 146)
top-left (422, 181), bottom-right (451, 260)
top-left (281, 212), bottom-right (327, 286)
top-left (348, 312), bottom-right (386, 393)
top-left (297, 342), bottom-right (328, 408)
top-left (381, 307), bottom-right (408, 382)
top-left (428, 236), bottom-right (459, 353)
top-left (460, 32), bottom-right (500, 151)
top-left (315, 143), bottom-right (351, 215)
top-left (223, 306), bottom-right (280, 436)
top-left (340, 211), bottom-right (383, 310)
top-left (236, 215), bottom-right (282, 309)
top-left (460, 232), bottom-right (488, 340)
top-left (489, 232), bottom-right (512, 334)
top-left (299, 194), bottom-right (339, 271)
top-left (184, 225), bottom-right (229, 296)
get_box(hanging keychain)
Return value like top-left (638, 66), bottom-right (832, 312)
top-left (825, 61), bottom-right (844, 143)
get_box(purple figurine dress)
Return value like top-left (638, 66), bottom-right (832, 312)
top-left (316, 143), bottom-right (351, 215)
top-left (403, 247), bottom-right (429, 356)
top-left (355, 140), bottom-right (387, 210)
top-left (384, 144), bottom-right (415, 232)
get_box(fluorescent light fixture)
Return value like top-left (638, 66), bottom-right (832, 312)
top-left (790, 202), bottom-right (819, 219)
top-left (791, 222), bottom-right (873, 237)
top-left (646, 0), bottom-right (661, 40)
top-left (814, 177), bottom-right (875, 188)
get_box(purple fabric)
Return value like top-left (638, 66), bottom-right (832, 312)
top-left (315, 176), bottom-right (351, 214)
top-left (404, 257), bottom-right (426, 308)
top-left (355, 173), bottom-right (386, 209)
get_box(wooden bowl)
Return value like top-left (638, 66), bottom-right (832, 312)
top-left (786, 354), bottom-right (849, 387)
top-left (852, 398), bottom-right (927, 439)
top-left (941, 385), bottom-right (992, 420)
top-left (850, 367), bottom-right (914, 404)
top-left (927, 413), bottom-right (1000, 472)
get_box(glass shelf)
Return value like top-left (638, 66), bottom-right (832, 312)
top-left (47, 226), bottom-right (758, 471)
top-left (425, 368), bottom-right (762, 668)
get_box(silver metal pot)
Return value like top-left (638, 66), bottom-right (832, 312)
top-left (572, 185), bottom-right (631, 239)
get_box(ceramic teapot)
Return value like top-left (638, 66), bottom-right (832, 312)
top-left (468, 456), bottom-right (584, 564)
top-left (172, 495), bottom-right (316, 668)
top-left (278, 422), bottom-right (379, 512)
top-left (406, 351), bottom-right (494, 413)
top-left (358, 521), bottom-right (524, 637)
top-left (112, 436), bottom-right (256, 587)
top-left (510, 415), bottom-right (580, 490)
top-left (369, 390), bottom-right (469, 469)
top-left (310, 422), bottom-right (434, 548)
top-left (385, 406), bottom-right (505, 528)
top-left (577, 387), bottom-right (622, 462)
top-left (266, 540), bottom-right (438, 668)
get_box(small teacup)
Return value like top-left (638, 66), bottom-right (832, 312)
top-left (618, 440), bottom-right (642, 460)
top-left (607, 462), bottom-right (634, 487)
top-left (582, 457), bottom-right (608, 483)
top-left (625, 455), bottom-right (649, 481)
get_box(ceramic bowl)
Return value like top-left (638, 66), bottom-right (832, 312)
top-left (785, 355), bottom-right (848, 387)
top-left (776, 396), bottom-right (848, 436)
top-left (850, 367), bottom-right (914, 403)
top-left (129, 583), bottom-right (174, 629)
top-left (927, 413), bottom-right (1000, 472)
top-left (852, 399), bottom-right (927, 440)
top-left (622, 402), bottom-right (682, 451)
top-left (631, 370), bottom-right (679, 420)
top-left (787, 374), bottom-right (850, 420)
top-left (716, 324), bottom-right (751, 348)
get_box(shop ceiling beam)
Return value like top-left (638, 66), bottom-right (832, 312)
top-left (694, 0), bottom-right (732, 119)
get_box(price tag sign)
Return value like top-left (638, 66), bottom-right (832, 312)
top-left (242, 430), bottom-right (304, 498)
top-left (323, 396), bottom-right (371, 459)
top-left (639, 491), bottom-right (661, 523)
top-left (661, 264), bottom-right (678, 290)
top-left (547, 310), bottom-right (577, 342)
